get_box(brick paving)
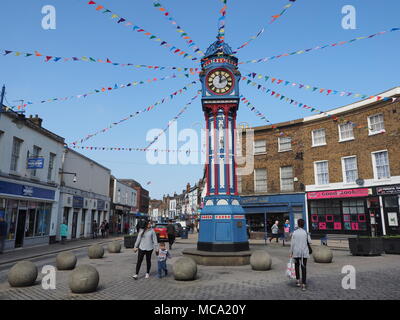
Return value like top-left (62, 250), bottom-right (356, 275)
top-left (0, 234), bottom-right (399, 300)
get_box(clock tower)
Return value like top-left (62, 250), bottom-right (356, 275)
top-left (196, 40), bottom-right (249, 253)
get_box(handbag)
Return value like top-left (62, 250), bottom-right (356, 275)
top-left (286, 259), bottom-right (296, 279)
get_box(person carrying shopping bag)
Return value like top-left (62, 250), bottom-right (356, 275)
top-left (132, 221), bottom-right (158, 280)
top-left (290, 219), bottom-right (312, 291)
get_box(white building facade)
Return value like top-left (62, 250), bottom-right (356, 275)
top-left (0, 113), bottom-right (65, 250)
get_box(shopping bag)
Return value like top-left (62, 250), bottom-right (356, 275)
top-left (286, 259), bottom-right (296, 279)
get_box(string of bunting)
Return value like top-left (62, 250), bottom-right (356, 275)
top-left (152, 1), bottom-right (204, 56)
top-left (239, 27), bottom-right (400, 64)
top-left (70, 145), bottom-right (204, 153)
top-left (244, 78), bottom-right (400, 131)
top-left (240, 95), bottom-right (300, 144)
top-left (218, 0), bottom-right (228, 43)
top-left (70, 81), bottom-right (198, 146)
top-left (144, 92), bottom-right (200, 150)
top-left (11, 72), bottom-right (196, 111)
top-left (235, 0), bottom-right (297, 53)
top-left (243, 71), bottom-right (374, 100)
top-left (87, 1), bottom-right (199, 61)
top-left (1, 48), bottom-right (198, 72)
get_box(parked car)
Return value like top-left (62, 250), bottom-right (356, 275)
top-left (173, 223), bottom-right (184, 237)
top-left (154, 223), bottom-right (168, 242)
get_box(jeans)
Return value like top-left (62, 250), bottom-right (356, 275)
top-left (294, 258), bottom-right (307, 285)
top-left (158, 260), bottom-right (167, 278)
top-left (136, 249), bottom-right (153, 275)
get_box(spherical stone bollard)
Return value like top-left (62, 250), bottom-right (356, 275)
top-left (8, 261), bottom-right (38, 287)
top-left (250, 250), bottom-right (272, 271)
top-left (88, 244), bottom-right (104, 259)
top-left (69, 265), bottom-right (99, 294)
top-left (107, 241), bottom-right (121, 254)
top-left (312, 245), bottom-right (333, 263)
top-left (56, 252), bottom-right (77, 270)
top-left (173, 257), bottom-right (197, 281)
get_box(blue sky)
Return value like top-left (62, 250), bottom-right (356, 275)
top-left (1, 0), bottom-right (399, 199)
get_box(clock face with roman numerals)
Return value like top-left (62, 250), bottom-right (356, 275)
top-left (206, 68), bottom-right (234, 95)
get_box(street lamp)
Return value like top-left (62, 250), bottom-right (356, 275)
top-left (59, 169), bottom-right (77, 183)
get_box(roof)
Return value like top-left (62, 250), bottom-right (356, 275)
top-left (204, 40), bottom-right (234, 57)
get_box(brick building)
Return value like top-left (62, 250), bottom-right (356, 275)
top-left (240, 86), bottom-right (400, 237)
top-left (118, 179), bottom-right (149, 215)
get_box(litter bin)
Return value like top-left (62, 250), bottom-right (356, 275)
top-left (181, 228), bottom-right (188, 239)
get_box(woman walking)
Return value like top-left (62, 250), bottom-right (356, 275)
top-left (283, 219), bottom-right (291, 247)
top-left (290, 219), bottom-right (312, 291)
top-left (132, 221), bottom-right (158, 280)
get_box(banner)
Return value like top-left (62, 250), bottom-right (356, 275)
top-left (235, 0), bottom-right (297, 53)
top-left (239, 27), bottom-right (400, 64)
top-left (144, 93), bottom-right (200, 150)
top-left (87, 1), bottom-right (198, 61)
top-left (1, 48), bottom-right (196, 72)
top-left (153, 1), bottom-right (204, 56)
top-left (243, 77), bottom-right (400, 131)
top-left (70, 81), bottom-right (198, 146)
top-left (11, 72), bottom-right (196, 110)
top-left (245, 71), bottom-right (372, 100)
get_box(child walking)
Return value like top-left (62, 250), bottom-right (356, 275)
top-left (157, 242), bottom-right (171, 278)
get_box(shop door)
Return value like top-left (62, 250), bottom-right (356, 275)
top-left (383, 196), bottom-right (400, 235)
top-left (267, 213), bottom-right (289, 234)
top-left (15, 210), bottom-right (27, 248)
top-left (71, 210), bottom-right (78, 239)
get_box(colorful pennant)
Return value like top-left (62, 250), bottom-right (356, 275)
top-left (218, 0), bottom-right (228, 43)
top-left (239, 27), bottom-right (400, 64)
top-left (70, 81), bottom-right (198, 146)
top-left (87, 1), bottom-right (198, 61)
top-left (1, 48), bottom-right (198, 72)
top-left (70, 145), bottom-right (204, 153)
top-left (235, 0), bottom-right (297, 53)
top-left (11, 72), bottom-right (196, 111)
top-left (152, 1), bottom-right (204, 56)
top-left (244, 71), bottom-right (373, 100)
top-left (144, 93), bottom-right (200, 150)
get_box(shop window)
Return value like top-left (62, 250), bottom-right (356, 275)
top-left (310, 200), bottom-right (341, 232)
top-left (342, 199), bottom-right (367, 231)
top-left (35, 203), bottom-right (51, 236)
top-left (384, 196), bottom-right (399, 208)
top-left (6, 200), bottom-right (18, 240)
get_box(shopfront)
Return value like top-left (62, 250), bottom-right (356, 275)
top-left (307, 188), bottom-right (378, 236)
top-left (376, 185), bottom-right (400, 235)
top-left (241, 194), bottom-right (306, 239)
top-left (0, 180), bottom-right (55, 250)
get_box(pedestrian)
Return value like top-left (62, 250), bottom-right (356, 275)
top-left (283, 219), bottom-right (291, 246)
top-left (124, 221), bottom-right (129, 234)
top-left (132, 221), bottom-right (158, 280)
top-left (269, 220), bottom-right (279, 243)
top-left (105, 220), bottom-right (109, 237)
top-left (0, 217), bottom-right (8, 253)
top-left (156, 242), bottom-right (171, 278)
top-left (92, 220), bottom-right (98, 239)
top-left (100, 221), bottom-right (105, 238)
top-left (60, 220), bottom-right (68, 244)
top-left (166, 220), bottom-right (176, 250)
top-left (290, 219), bottom-right (312, 291)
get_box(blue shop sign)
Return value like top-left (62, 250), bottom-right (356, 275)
top-left (27, 158), bottom-right (44, 169)
top-left (73, 196), bottom-right (84, 208)
top-left (0, 180), bottom-right (55, 200)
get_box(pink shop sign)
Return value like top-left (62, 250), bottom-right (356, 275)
top-left (307, 188), bottom-right (370, 200)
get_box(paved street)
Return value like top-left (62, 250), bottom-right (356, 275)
top-left (0, 234), bottom-right (399, 300)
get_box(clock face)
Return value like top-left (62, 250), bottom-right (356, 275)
top-left (206, 69), bottom-right (234, 95)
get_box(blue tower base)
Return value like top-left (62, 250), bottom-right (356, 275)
top-left (197, 195), bottom-right (249, 252)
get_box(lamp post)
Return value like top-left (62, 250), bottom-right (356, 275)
top-left (59, 170), bottom-right (77, 183)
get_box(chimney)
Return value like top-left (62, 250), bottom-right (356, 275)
top-left (186, 183), bottom-right (190, 193)
top-left (29, 114), bottom-right (43, 127)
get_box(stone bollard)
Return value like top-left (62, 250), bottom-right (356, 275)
top-left (107, 241), bottom-right (121, 254)
top-left (88, 244), bottom-right (104, 259)
top-left (56, 252), bottom-right (77, 270)
top-left (8, 261), bottom-right (38, 287)
top-left (250, 250), bottom-right (272, 271)
top-left (173, 257), bottom-right (197, 281)
top-left (69, 265), bottom-right (99, 294)
top-left (312, 245), bottom-right (333, 263)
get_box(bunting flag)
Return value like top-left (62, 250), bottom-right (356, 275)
top-left (70, 145), bottom-right (204, 153)
top-left (240, 95), bottom-right (300, 144)
top-left (87, 1), bottom-right (198, 61)
top-left (239, 27), bottom-right (400, 65)
top-left (218, 0), bottom-right (228, 43)
top-left (152, 1), bottom-right (204, 56)
top-left (244, 71), bottom-right (373, 100)
top-left (235, 0), bottom-right (297, 53)
top-left (144, 93), bottom-right (200, 150)
top-left (10, 72), bottom-right (196, 111)
top-left (70, 81), bottom-right (198, 146)
top-left (1, 48), bottom-right (198, 72)
top-left (243, 78), bottom-right (400, 130)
